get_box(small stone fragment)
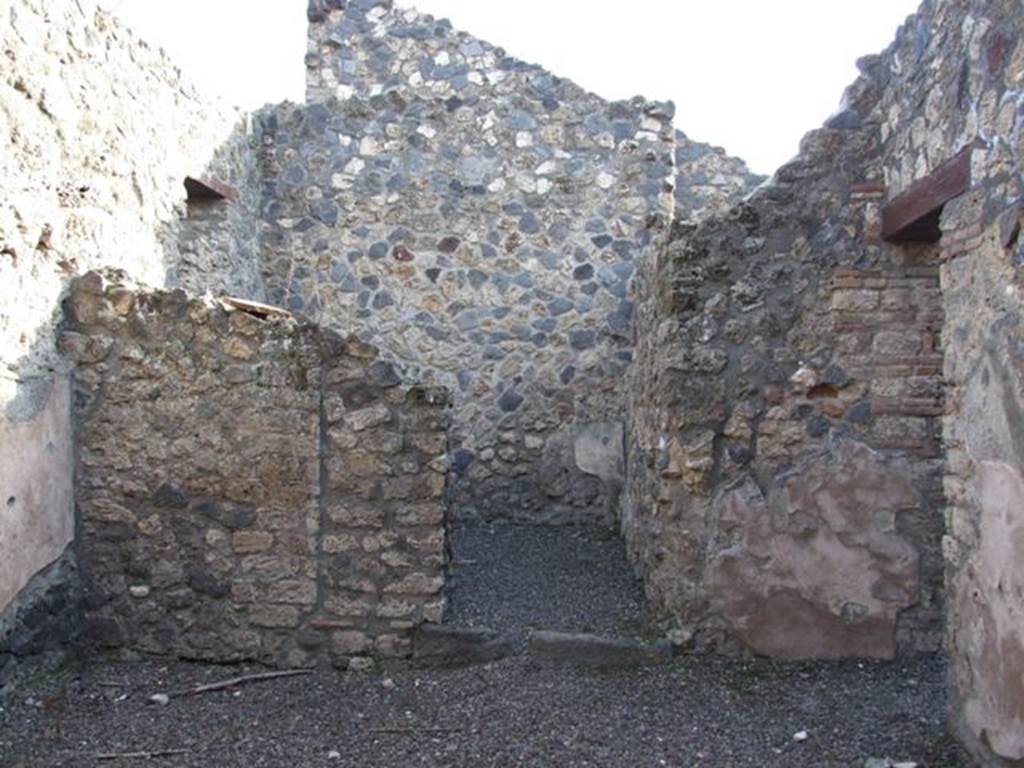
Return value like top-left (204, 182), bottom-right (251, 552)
top-left (790, 367), bottom-right (818, 391)
top-left (348, 657), bottom-right (374, 672)
top-left (667, 627), bottom-right (694, 647)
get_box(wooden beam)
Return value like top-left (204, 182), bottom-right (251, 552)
top-left (220, 296), bottom-right (291, 319)
top-left (184, 176), bottom-right (239, 203)
top-left (881, 144), bottom-right (974, 243)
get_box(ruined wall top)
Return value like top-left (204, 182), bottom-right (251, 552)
top-left (306, 0), bottom-right (614, 109)
top-left (0, 0), bottom-right (262, 387)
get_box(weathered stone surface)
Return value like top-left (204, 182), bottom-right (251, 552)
top-left (4, 3), bottom-right (1022, 764)
top-left (528, 631), bottom-right (672, 667)
top-left (623, 0), bottom-right (998, 664)
top-left (943, 228), bottom-right (1024, 767)
top-left (707, 442), bottom-right (919, 660)
top-left (574, 422), bottom-right (625, 486)
top-left (412, 624), bottom-right (515, 668)
top-left (952, 462), bottom-right (1024, 762)
top-left (0, 548), bottom-right (80, 683)
top-left (626, 245), bottom-right (946, 656)
top-left (68, 274), bottom-right (450, 667)
top-left (0, 0), bottom-right (262, 662)
top-left (673, 129), bottom-right (765, 222)
top-left (0, 377), bottom-right (74, 615)
top-left (618, 0), bottom-right (1024, 761)
top-left (259, 1), bottom-right (759, 527)
top-left (2, 0), bottom-right (757, 662)
top-left (0, 0), bottom-right (261, 382)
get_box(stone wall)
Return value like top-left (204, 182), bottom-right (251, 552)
top-left (942, 224), bottom-right (1024, 766)
top-left (628, 0), bottom-right (1024, 762)
top-left (673, 130), bottom-right (764, 222)
top-left (849, 4), bottom-right (1024, 762)
top-left (892, 3), bottom-right (1024, 763)
top-left (63, 273), bottom-right (448, 667)
top-left (1, 0), bottom-right (262, 381)
top-left (254, 0), bottom-right (682, 525)
top-left (627, 135), bottom-right (945, 659)
top-left (0, 0), bottom-right (263, 654)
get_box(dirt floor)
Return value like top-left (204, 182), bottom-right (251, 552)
top-left (446, 522), bottom-right (652, 643)
top-left (0, 524), bottom-right (972, 767)
top-left (0, 652), bottom-right (969, 767)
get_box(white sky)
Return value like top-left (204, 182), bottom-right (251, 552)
top-left (107, 0), bottom-right (922, 175)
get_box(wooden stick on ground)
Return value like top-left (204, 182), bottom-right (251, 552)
top-left (95, 749), bottom-right (190, 761)
top-left (170, 669), bottom-right (312, 698)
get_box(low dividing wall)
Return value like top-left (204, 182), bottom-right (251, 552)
top-left (64, 273), bottom-right (449, 667)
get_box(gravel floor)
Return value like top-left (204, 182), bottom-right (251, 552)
top-left (445, 522), bottom-right (652, 641)
top-left (0, 653), bottom-right (969, 767)
top-left (0, 525), bottom-right (971, 767)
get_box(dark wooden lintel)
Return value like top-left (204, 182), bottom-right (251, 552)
top-left (881, 144), bottom-right (975, 243)
top-left (184, 176), bottom-right (239, 203)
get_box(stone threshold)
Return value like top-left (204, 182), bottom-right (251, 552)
top-left (411, 624), bottom-right (673, 669)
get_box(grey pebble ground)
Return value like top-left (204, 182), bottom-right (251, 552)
top-left (0, 525), bottom-right (971, 767)
top-left (446, 522), bottom-right (652, 644)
